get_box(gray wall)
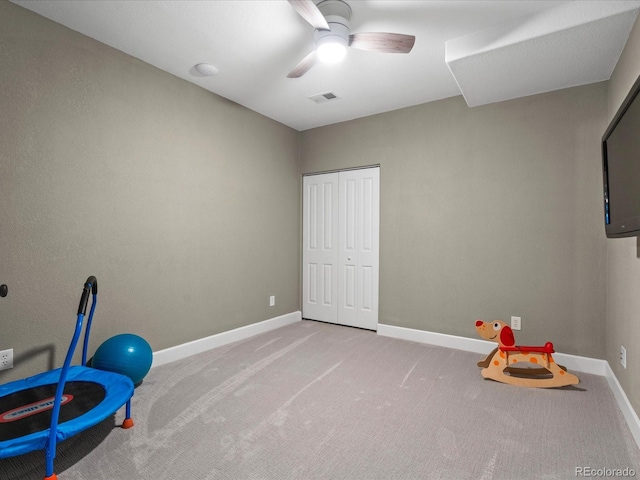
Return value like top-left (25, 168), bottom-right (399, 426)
top-left (301, 84), bottom-right (608, 359)
top-left (606, 15), bottom-right (640, 418)
top-left (2, 1), bottom-right (636, 422)
top-left (0, 2), bottom-right (300, 382)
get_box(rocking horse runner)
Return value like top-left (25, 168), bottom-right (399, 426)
top-left (475, 320), bottom-right (579, 388)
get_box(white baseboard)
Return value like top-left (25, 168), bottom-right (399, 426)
top-left (377, 323), bottom-right (608, 375)
top-left (605, 362), bottom-right (640, 449)
top-left (378, 324), bottom-right (497, 356)
top-left (152, 311), bottom-right (301, 368)
top-left (377, 323), bottom-right (640, 450)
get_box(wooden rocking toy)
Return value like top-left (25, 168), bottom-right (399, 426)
top-left (475, 320), bottom-right (579, 388)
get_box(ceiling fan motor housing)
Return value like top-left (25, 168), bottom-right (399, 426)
top-left (314, 19), bottom-right (350, 48)
top-left (316, 0), bottom-right (352, 19)
top-left (314, 0), bottom-right (352, 51)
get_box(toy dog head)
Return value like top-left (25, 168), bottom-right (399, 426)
top-left (475, 320), bottom-right (515, 348)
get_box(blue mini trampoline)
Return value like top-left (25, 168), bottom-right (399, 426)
top-left (0, 276), bottom-right (135, 480)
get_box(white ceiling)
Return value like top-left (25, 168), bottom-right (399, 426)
top-left (11, 0), bottom-right (640, 131)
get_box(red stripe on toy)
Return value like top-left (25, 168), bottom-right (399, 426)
top-left (500, 342), bottom-right (554, 354)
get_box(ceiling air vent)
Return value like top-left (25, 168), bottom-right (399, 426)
top-left (308, 92), bottom-right (340, 104)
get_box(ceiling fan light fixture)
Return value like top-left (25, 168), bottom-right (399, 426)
top-left (317, 38), bottom-right (347, 63)
top-left (314, 20), bottom-right (350, 64)
top-left (287, 0), bottom-right (414, 78)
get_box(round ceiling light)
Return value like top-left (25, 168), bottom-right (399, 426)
top-left (317, 40), bottom-right (347, 64)
top-left (194, 63), bottom-right (219, 76)
top-left (314, 19), bottom-right (349, 64)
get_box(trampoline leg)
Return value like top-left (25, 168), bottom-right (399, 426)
top-left (44, 440), bottom-right (57, 480)
top-left (122, 399), bottom-right (134, 429)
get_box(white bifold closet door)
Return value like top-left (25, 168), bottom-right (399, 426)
top-left (302, 167), bottom-right (379, 330)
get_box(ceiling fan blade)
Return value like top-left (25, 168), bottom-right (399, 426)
top-left (287, 0), bottom-right (330, 31)
top-left (287, 51), bottom-right (318, 78)
top-left (349, 33), bottom-right (415, 53)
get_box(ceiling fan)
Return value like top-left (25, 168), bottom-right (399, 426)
top-left (287, 0), bottom-right (416, 78)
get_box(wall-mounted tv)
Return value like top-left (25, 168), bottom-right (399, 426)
top-left (602, 72), bottom-right (640, 238)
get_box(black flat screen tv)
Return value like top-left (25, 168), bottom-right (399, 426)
top-left (602, 72), bottom-right (640, 238)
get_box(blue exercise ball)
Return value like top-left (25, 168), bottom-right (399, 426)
top-left (92, 333), bottom-right (153, 386)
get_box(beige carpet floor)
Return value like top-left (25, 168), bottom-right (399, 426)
top-left (2, 319), bottom-right (640, 479)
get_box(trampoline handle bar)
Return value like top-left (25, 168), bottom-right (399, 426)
top-left (86, 276), bottom-right (98, 294)
top-left (77, 276), bottom-right (98, 315)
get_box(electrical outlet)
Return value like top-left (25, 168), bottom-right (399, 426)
top-left (621, 346), bottom-right (627, 369)
top-left (0, 348), bottom-right (13, 371)
top-left (511, 316), bottom-right (522, 331)
top-left (269, 296), bottom-right (275, 307)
